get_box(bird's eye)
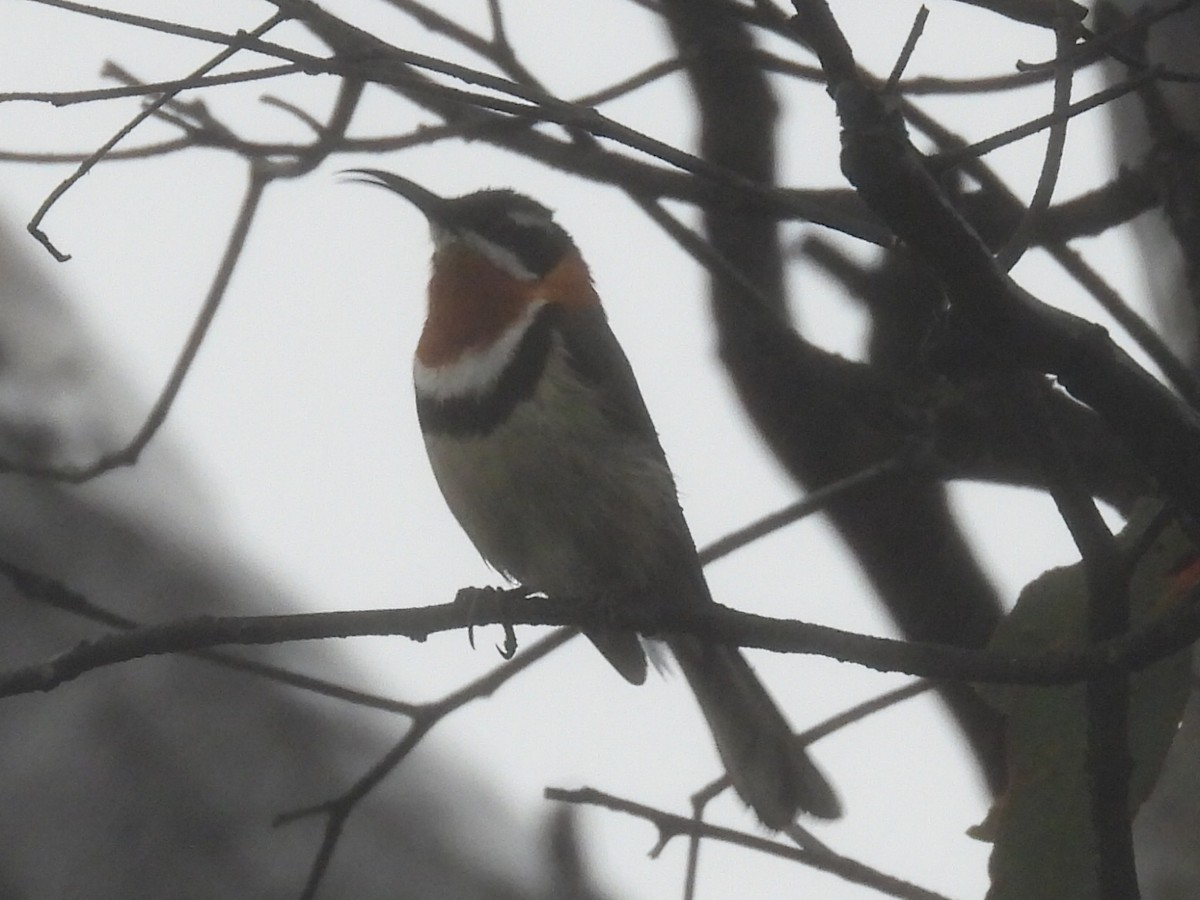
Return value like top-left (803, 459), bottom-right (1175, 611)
top-left (465, 206), bottom-right (566, 277)
top-left (494, 221), bottom-right (565, 277)
top-left (448, 192), bottom-right (571, 278)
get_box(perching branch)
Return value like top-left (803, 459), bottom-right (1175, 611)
top-left (1, 578), bottom-right (1198, 702)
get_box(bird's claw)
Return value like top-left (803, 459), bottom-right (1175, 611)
top-left (495, 621), bottom-right (518, 659)
top-left (456, 585), bottom-right (522, 657)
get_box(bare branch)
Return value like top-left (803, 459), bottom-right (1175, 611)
top-left (278, 629), bottom-right (575, 899)
top-left (797, 0), bottom-right (1200, 522)
top-left (885, 6), bottom-right (930, 93)
top-left (545, 787), bottom-right (953, 900)
top-left (0, 555), bottom-right (422, 716)
top-left (691, 681), bottom-right (933, 829)
top-left (0, 578), bottom-right (1197, 701)
top-left (994, 16), bottom-right (1076, 270)
top-left (0, 64), bottom-right (301, 106)
top-left (1018, 376), bottom-right (1138, 897)
top-left (932, 65), bottom-right (1163, 171)
top-left (26, 11), bottom-right (289, 261)
top-left (698, 450), bottom-right (920, 565)
top-left (946, 0), bottom-right (1087, 28)
top-left (5, 71), bottom-right (362, 482)
top-left (27, 0), bottom-right (274, 45)
top-left (12, 167), bottom-right (267, 478)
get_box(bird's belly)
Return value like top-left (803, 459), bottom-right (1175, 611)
top-left (421, 383), bottom-right (682, 599)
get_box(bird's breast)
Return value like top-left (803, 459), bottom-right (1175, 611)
top-left (420, 341), bottom-right (686, 599)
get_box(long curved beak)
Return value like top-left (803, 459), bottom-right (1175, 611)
top-left (341, 169), bottom-right (450, 224)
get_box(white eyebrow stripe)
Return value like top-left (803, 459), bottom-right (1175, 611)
top-left (505, 208), bottom-right (550, 228)
top-left (414, 298), bottom-right (549, 400)
top-left (431, 224), bottom-right (539, 282)
top-left (462, 232), bottom-right (538, 281)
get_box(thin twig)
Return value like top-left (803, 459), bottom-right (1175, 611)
top-left (26, 12), bottom-right (288, 261)
top-left (803, 679), bottom-right (934, 742)
top-left (0, 64), bottom-right (301, 106)
top-left (885, 6), bottom-right (929, 93)
top-left (901, 98), bottom-right (1200, 410)
top-left (283, 2), bottom-right (893, 244)
top-left (1047, 243), bottom-right (1200, 409)
top-left (932, 64), bottom-right (1162, 171)
top-left (546, 787), bottom-right (953, 900)
top-left (0, 555), bottom-right (421, 716)
top-left (633, 196), bottom-right (783, 317)
top-left (0, 138), bottom-right (193, 162)
top-left (995, 15), bottom-right (1075, 270)
top-left (699, 451), bottom-right (917, 565)
top-left (27, 0), bottom-right (271, 46)
top-left (278, 628), bottom-right (575, 899)
top-left (486, 0), bottom-right (511, 57)
top-left (574, 56), bottom-right (690, 107)
top-left (6, 69), bottom-right (362, 483)
top-left (689, 680), bottom-right (931, 840)
top-left (11, 167), bottom-right (267, 478)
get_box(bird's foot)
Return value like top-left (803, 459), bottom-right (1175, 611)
top-left (454, 584), bottom-right (525, 658)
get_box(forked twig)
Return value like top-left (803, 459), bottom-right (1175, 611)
top-left (26, 11), bottom-right (289, 261)
top-left (276, 629), bottom-right (576, 899)
top-left (9, 168), bottom-right (268, 480)
top-left (546, 786), bottom-right (952, 900)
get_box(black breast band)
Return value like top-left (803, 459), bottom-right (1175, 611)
top-left (416, 305), bottom-right (557, 436)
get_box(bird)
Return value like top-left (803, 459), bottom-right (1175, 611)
top-left (348, 170), bottom-right (841, 828)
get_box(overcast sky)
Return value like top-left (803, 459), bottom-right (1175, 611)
top-left (0, 3), bottom-right (1154, 898)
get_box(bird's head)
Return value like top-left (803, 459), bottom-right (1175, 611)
top-left (344, 169), bottom-right (579, 281)
top-left (345, 169), bottom-right (602, 376)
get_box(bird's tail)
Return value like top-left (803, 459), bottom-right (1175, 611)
top-left (669, 637), bottom-right (841, 828)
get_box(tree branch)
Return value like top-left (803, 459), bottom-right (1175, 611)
top-left (545, 786), bottom-right (953, 900)
top-left (796, 0), bottom-right (1200, 522)
top-left (1, 580), bottom-right (1197, 701)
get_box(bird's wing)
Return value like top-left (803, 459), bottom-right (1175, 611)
top-left (555, 304), bottom-right (664, 448)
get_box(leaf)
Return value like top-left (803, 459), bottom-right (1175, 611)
top-left (970, 500), bottom-right (1195, 900)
